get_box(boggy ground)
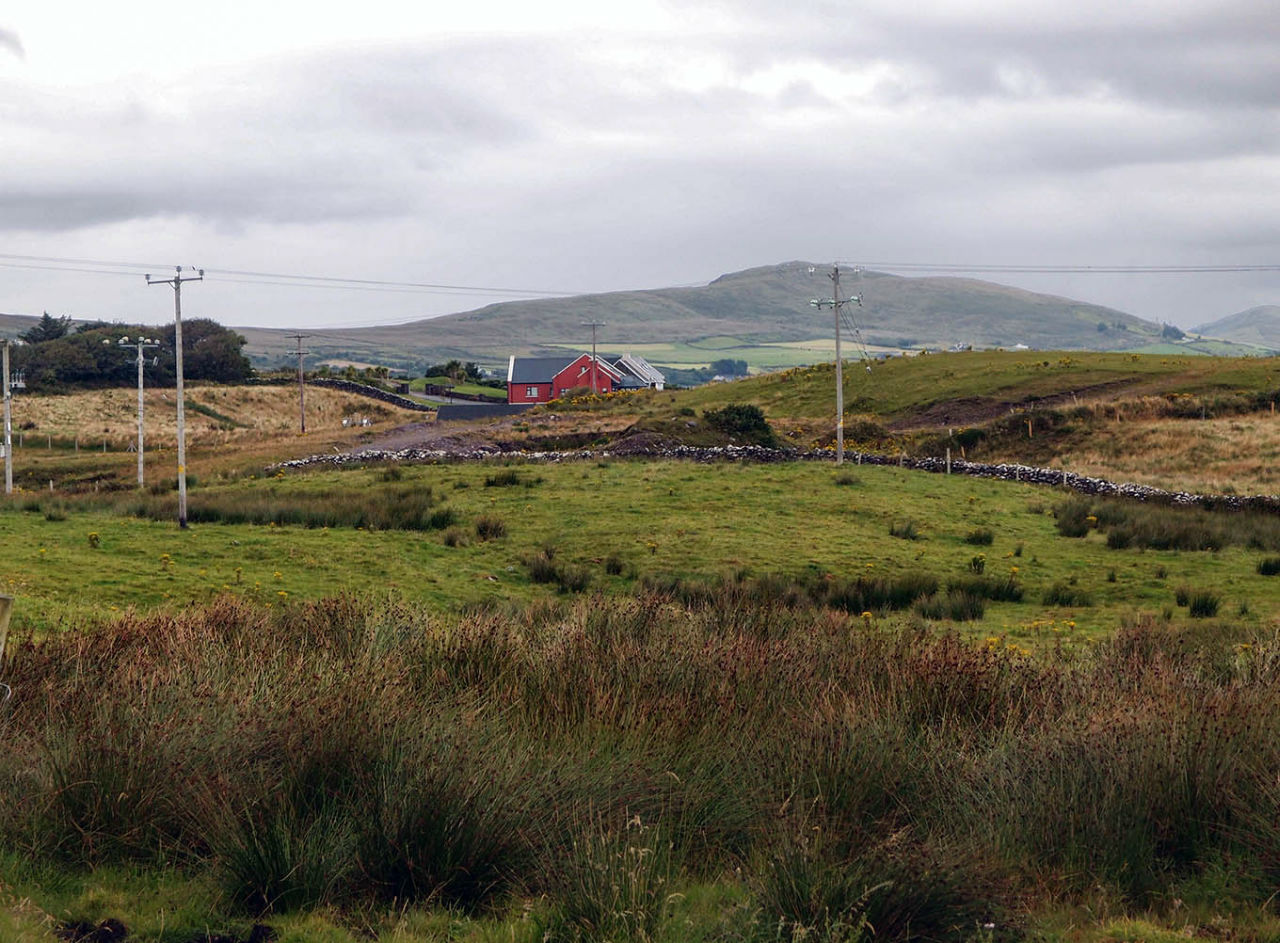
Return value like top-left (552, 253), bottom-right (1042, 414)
top-left (3, 594), bottom-right (1280, 942)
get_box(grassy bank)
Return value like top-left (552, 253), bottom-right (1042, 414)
top-left (3, 459), bottom-right (1279, 638)
top-left (2, 594), bottom-right (1280, 941)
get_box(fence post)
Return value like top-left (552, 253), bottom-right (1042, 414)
top-left (0, 594), bottom-right (13, 666)
top-left (946, 447), bottom-right (952, 474)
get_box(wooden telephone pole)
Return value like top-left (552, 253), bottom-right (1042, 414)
top-left (810, 265), bottom-right (862, 465)
top-left (146, 266), bottom-right (203, 528)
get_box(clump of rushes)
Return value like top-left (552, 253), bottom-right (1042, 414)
top-left (1257, 557), bottom-right (1280, 576)
top-left (484, 469), bottom-right (542, 488)
top-left (474, 515), bottom-right (507, 540)
top-left (964, 528), bottom-right (994, 546)
top-left (1043, 581), bottom-right (1094, 607)
top-left (915, 589), bottom-right (985, 621)
top-left (889, 520), bottom-right (920, 541)
top-left (1188, 591), bottom-right (1220, 618)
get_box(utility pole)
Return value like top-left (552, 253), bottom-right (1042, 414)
top-left (810, 265), bottom-right (862, 465)
top-left (288, 333), bottom-right (310, 432)
top-left (581, 321), bottom-right (605, 392)
top-left (146, 266), bottom-right (203, 528)
top-left (108, 336), bottom-right (159, 487)
top-left (2, 340), bottom-right (12, 496)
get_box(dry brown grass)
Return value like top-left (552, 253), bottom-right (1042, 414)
top-left (2, 385), bottom-right (431, 490)
top-left (1045, 414), bottom-right (1280, 494)
top-left (7, 384), bottom-right (427, 448)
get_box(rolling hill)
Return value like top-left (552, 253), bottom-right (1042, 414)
top-left (6, 264), bottom-right (1271, 377)
top-left (235, 262), bottom-right (1186, 372)
top-left (1193, 305), bottom-right (1280, 351)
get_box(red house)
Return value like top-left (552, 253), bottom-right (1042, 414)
top-left (507, 354), bottom-right (622, 404)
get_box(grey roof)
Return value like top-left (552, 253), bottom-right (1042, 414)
top-left (612, 353), bottom-right (665, 385)
top-left (509, 356), bottom-right (575, 384)
top-left (509, 355), bottom-right (623, 384)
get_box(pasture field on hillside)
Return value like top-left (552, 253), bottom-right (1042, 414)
top-left (550, 350), bottom-right (1278, 425)
top-left (3, 459), bottom-right (1278, 640)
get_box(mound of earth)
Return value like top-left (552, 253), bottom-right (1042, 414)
top-left (606, 431), bottom-right (682, 455)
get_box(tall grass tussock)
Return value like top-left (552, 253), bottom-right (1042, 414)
top-left (4, 595), bottom-right (1280, 938)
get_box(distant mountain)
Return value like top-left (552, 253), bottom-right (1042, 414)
top-left (0, 313), bottom-right (40, 339)
top-left (1192, 306), bottom-right (1280, 351)
top-left (236, 262), bottom-right (1175, 371)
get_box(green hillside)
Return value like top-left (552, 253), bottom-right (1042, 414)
top-left (235, 262), bottom-right (1202, 373)
top-left (581, 350), bottom-right (1280, 426)
top-left (1193, 305), bottom-right (1280, 351)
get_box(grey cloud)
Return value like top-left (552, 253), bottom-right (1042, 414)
top-left (705, 0), bottom-right (1280, 111)
top-left (0, 28), bottom-right (22, 59)
top-left (1, 8), bottom-right (1277, 330)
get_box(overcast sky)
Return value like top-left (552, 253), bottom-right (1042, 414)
top-left (1, 0), bottom-right (1277, 331)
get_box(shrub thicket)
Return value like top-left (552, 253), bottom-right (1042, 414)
top-left (702, 403), bottom-right (779, 447)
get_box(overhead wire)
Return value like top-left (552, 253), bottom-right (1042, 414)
top-left (840, 260), bottom-right (1280, 275)
top-left (0, 251), bottom-right (592, 300)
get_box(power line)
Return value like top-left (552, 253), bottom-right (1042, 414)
top-left (843, 260), bottom-right (1280, 275)
top-left (0, 251), bottom-right (593, 297)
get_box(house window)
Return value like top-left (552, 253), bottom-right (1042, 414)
top-left (526, 386), bottom-right (539, 397)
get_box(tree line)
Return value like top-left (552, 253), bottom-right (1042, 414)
top-left (6, 313), bottom-right (253, 392)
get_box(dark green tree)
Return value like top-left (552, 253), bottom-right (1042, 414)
top-left (19, 311), bottom-right (72, 344)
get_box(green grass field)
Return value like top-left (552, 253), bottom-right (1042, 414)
top-left (409, 376), bottom-right (507, 399)
top-left (3, 459), bottom-right (1277, 641)
top-left (669, 350), bottom-right (1280, 422)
